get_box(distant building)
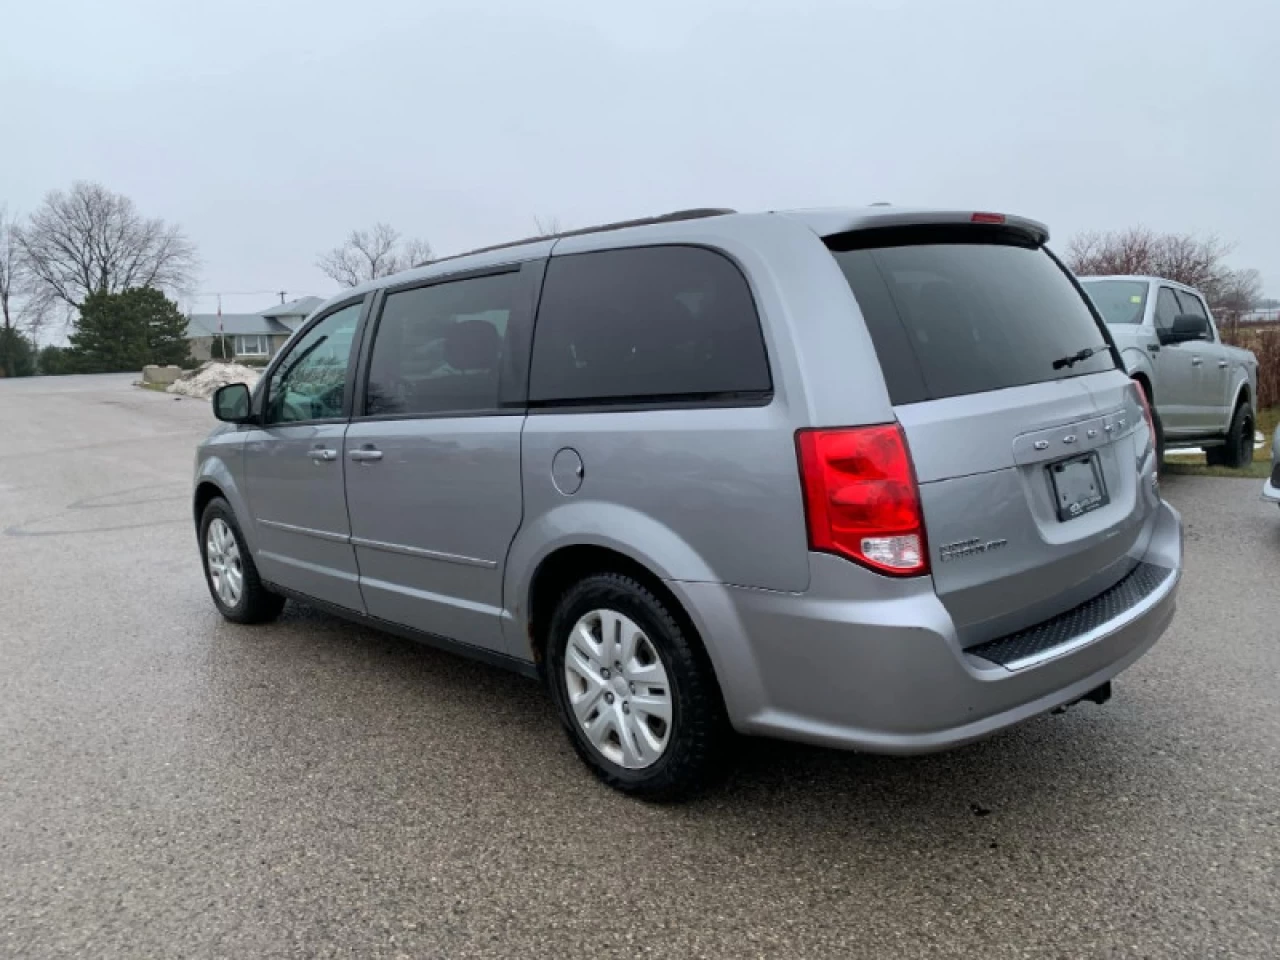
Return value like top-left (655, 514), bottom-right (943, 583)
top-left (1240, 307), bottom-right (1280, 325)
top-left (185, 297), bottom-right (325, 362)
top-left (261, 296), bottom-right (325, 333)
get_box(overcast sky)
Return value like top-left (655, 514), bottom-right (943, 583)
top-left (4, 0), bottom-right (1278, 315)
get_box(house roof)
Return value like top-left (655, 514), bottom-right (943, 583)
top-left (185, 314), bottom-right (292, 338)
top-left (262, 296), bottom-right (324, 319)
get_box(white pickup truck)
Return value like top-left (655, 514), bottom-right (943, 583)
top-left (1080, 275), bottom-right (1258, 467)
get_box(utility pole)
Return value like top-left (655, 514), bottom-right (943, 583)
top-left (278, 290), bottom-right (287, 304)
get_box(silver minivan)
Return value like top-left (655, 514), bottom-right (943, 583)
top-left (195, 207), bottom-right (1182, 798)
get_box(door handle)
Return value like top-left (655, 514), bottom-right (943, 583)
top-left (307, 448), bottom-right (338, 462)
top-left (1217, 360), bottom-right (1228, 368)
top-left (1190, 357), bottom-right (1203, 366)
top-left (348, 447), bottom-right (383, 463)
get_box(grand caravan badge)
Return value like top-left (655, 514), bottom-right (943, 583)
top-left (938, 537), bottom-right (1009, 562)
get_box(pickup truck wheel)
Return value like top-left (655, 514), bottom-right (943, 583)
top-left (1137, 380), bottom-right (1164, 466)
top-left (1219, 402), bottom-right (1255, 469)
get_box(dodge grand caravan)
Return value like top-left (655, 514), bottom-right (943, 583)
top-left (195, 207), bottom-right (1183, 798)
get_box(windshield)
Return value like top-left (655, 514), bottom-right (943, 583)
top-left (1080, 279), bottom-right (1149, 325)
top-left (827, 227), bottom-right (1118, 404)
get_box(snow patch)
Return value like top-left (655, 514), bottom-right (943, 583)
top-left (167, 361), bottom-right (262, 399)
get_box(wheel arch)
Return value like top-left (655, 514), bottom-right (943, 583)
top-left (194, 480), bottom-right (224, 528)
top-left (1230, 378), bottom-right (1252, 416)
top-left (1131, 370), bottom-right (1154, 404)
top-left (193, 455), bottom-right (258, 553)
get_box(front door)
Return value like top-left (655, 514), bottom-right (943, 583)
top-left (1174, 289), bottom-right (1229, 431)
top-left (243, 298), bottom-right (367, 611)
top-left (1151, 285), bottom-right (1201, 437)
top-left (343, 265), bottom-right (535, 655)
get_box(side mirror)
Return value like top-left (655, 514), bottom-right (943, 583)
top-left (212, 382), bottom-right (253, 423)
top-left (1160, 314), bottom-right (1210, 345)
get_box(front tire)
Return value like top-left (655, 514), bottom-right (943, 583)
top-left (546, 573), bottom-right (727, 800)
top-left (1209, 402), bottom-right (1254, 469)
top-left (199, 497), bottom-right (285, 624)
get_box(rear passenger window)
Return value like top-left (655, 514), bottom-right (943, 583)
top-left (364, 272), bottom-right (520, 417)
top-left (528, 246), bottom-right (771, 405)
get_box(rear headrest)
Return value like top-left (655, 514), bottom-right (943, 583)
top-left (444, 319), bottom-right (500, 372)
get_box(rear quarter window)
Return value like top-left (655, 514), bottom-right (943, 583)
top-left (827, 227), bottom-right (1117, 404)
top-left (528, 245), bottom-right (771, 406)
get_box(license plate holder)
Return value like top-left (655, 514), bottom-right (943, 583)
top-left (1049, 453), bottom-right (1109, 522)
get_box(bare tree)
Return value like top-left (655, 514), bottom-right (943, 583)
top-left (316, 223), bottom-right (433, 287)
top-left (1214, 268), bottom-right (1263, 321)
top-left (403, 237), bottom-right (434, 269)
top-left (1065, 226), bottom-right (1257, 314)
top-left (533, 215), bottom-right (563, 238)
top-left (16, 181), bottom-right (198, 313)
top-left (0, 205), bottom-right (27, 376)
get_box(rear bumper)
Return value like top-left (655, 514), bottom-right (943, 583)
top-left (673, 499), bottom-right (1182, 754)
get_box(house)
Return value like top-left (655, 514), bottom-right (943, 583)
top-left (185, 296), bottom-right (325, 362)
top-left (262, 296), bottom-right (325, 332)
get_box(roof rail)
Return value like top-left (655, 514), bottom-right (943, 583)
top-left (421, 208), bottom-right (736, 266)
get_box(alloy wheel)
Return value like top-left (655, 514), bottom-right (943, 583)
top-left (206, 518), bottom-right (244, 608)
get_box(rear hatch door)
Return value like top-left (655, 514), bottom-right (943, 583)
top-left (827, 223), bottom-right (1158, 645)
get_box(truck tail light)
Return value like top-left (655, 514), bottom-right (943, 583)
top-left (796, 425), bottom-right (929, 576)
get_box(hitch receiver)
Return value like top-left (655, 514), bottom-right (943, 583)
top-left (1051, 681), bottom-right (1113, 715)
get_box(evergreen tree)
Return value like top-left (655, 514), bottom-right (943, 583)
top-left (67, 287), bottom-right (192, 372)
top-left (68, 290), bottom-right (145, 372)
top-left (0, 327), bottom-right (35, 377)
top-left (134, 286), bottom-right (193, 366)
top-left (38, 345), bottom-right (71, 375)
top-left (209, 336), bottom-right (235, 361)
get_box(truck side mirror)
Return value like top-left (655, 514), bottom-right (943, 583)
top-left (1160, 314), bottom-right (1209, 345)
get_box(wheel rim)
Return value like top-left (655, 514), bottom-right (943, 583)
top-left (563, 609), bottom-right (673, 769)
top-left (206, 518), bottom-right (244, 608)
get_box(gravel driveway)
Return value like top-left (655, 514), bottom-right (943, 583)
top-left (1, 373), bottom-right (1277, 959)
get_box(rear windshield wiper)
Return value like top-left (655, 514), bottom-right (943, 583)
top-left (1052, 343), bottom-right (1110, 370)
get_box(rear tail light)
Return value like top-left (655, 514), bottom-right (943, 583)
top-left (970, 212), bottom-right (1006, 224)
top-left (1130, 381), bottom-right (1158, 480)
top-left (796, 425), bottom-right (929, 576)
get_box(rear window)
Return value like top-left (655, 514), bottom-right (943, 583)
top-left (828, 227), bottom-right (1117, 405)
top-left (528, 246), bottom-right (771, 406)
top-left (1081, 279), bottom-right (1149, 325)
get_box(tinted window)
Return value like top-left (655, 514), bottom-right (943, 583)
top-left (364, 272), bottom-right (520, 417)
top-left (828, 229), bottom-right (1116, 404)
top-left (1154, 287), bottom-right (1182, 333)
top-left (528, 246), bottom-right (770, 405)
top-left (1175, 289), bottom-right (1214, 341)
top-left (1081, 279), bottom-right (1148, 324)
top-left (265, 301), bottom-right (362, 424)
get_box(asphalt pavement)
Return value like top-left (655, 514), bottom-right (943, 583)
top-left (1, 373), bottom-right (1277, 959)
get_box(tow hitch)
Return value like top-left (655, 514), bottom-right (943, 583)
top-left (1051, 681), bottom-right (1112, 714)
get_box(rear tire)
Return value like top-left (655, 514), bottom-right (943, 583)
top-left (1136, 379), bottom-right (1164, 467)
top-left (546, 573), bottom-right (727, 800)
top-left (1218, 402), bottom-right (1254, 470)
top-left (199, 497), bottom-right (285, 624)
